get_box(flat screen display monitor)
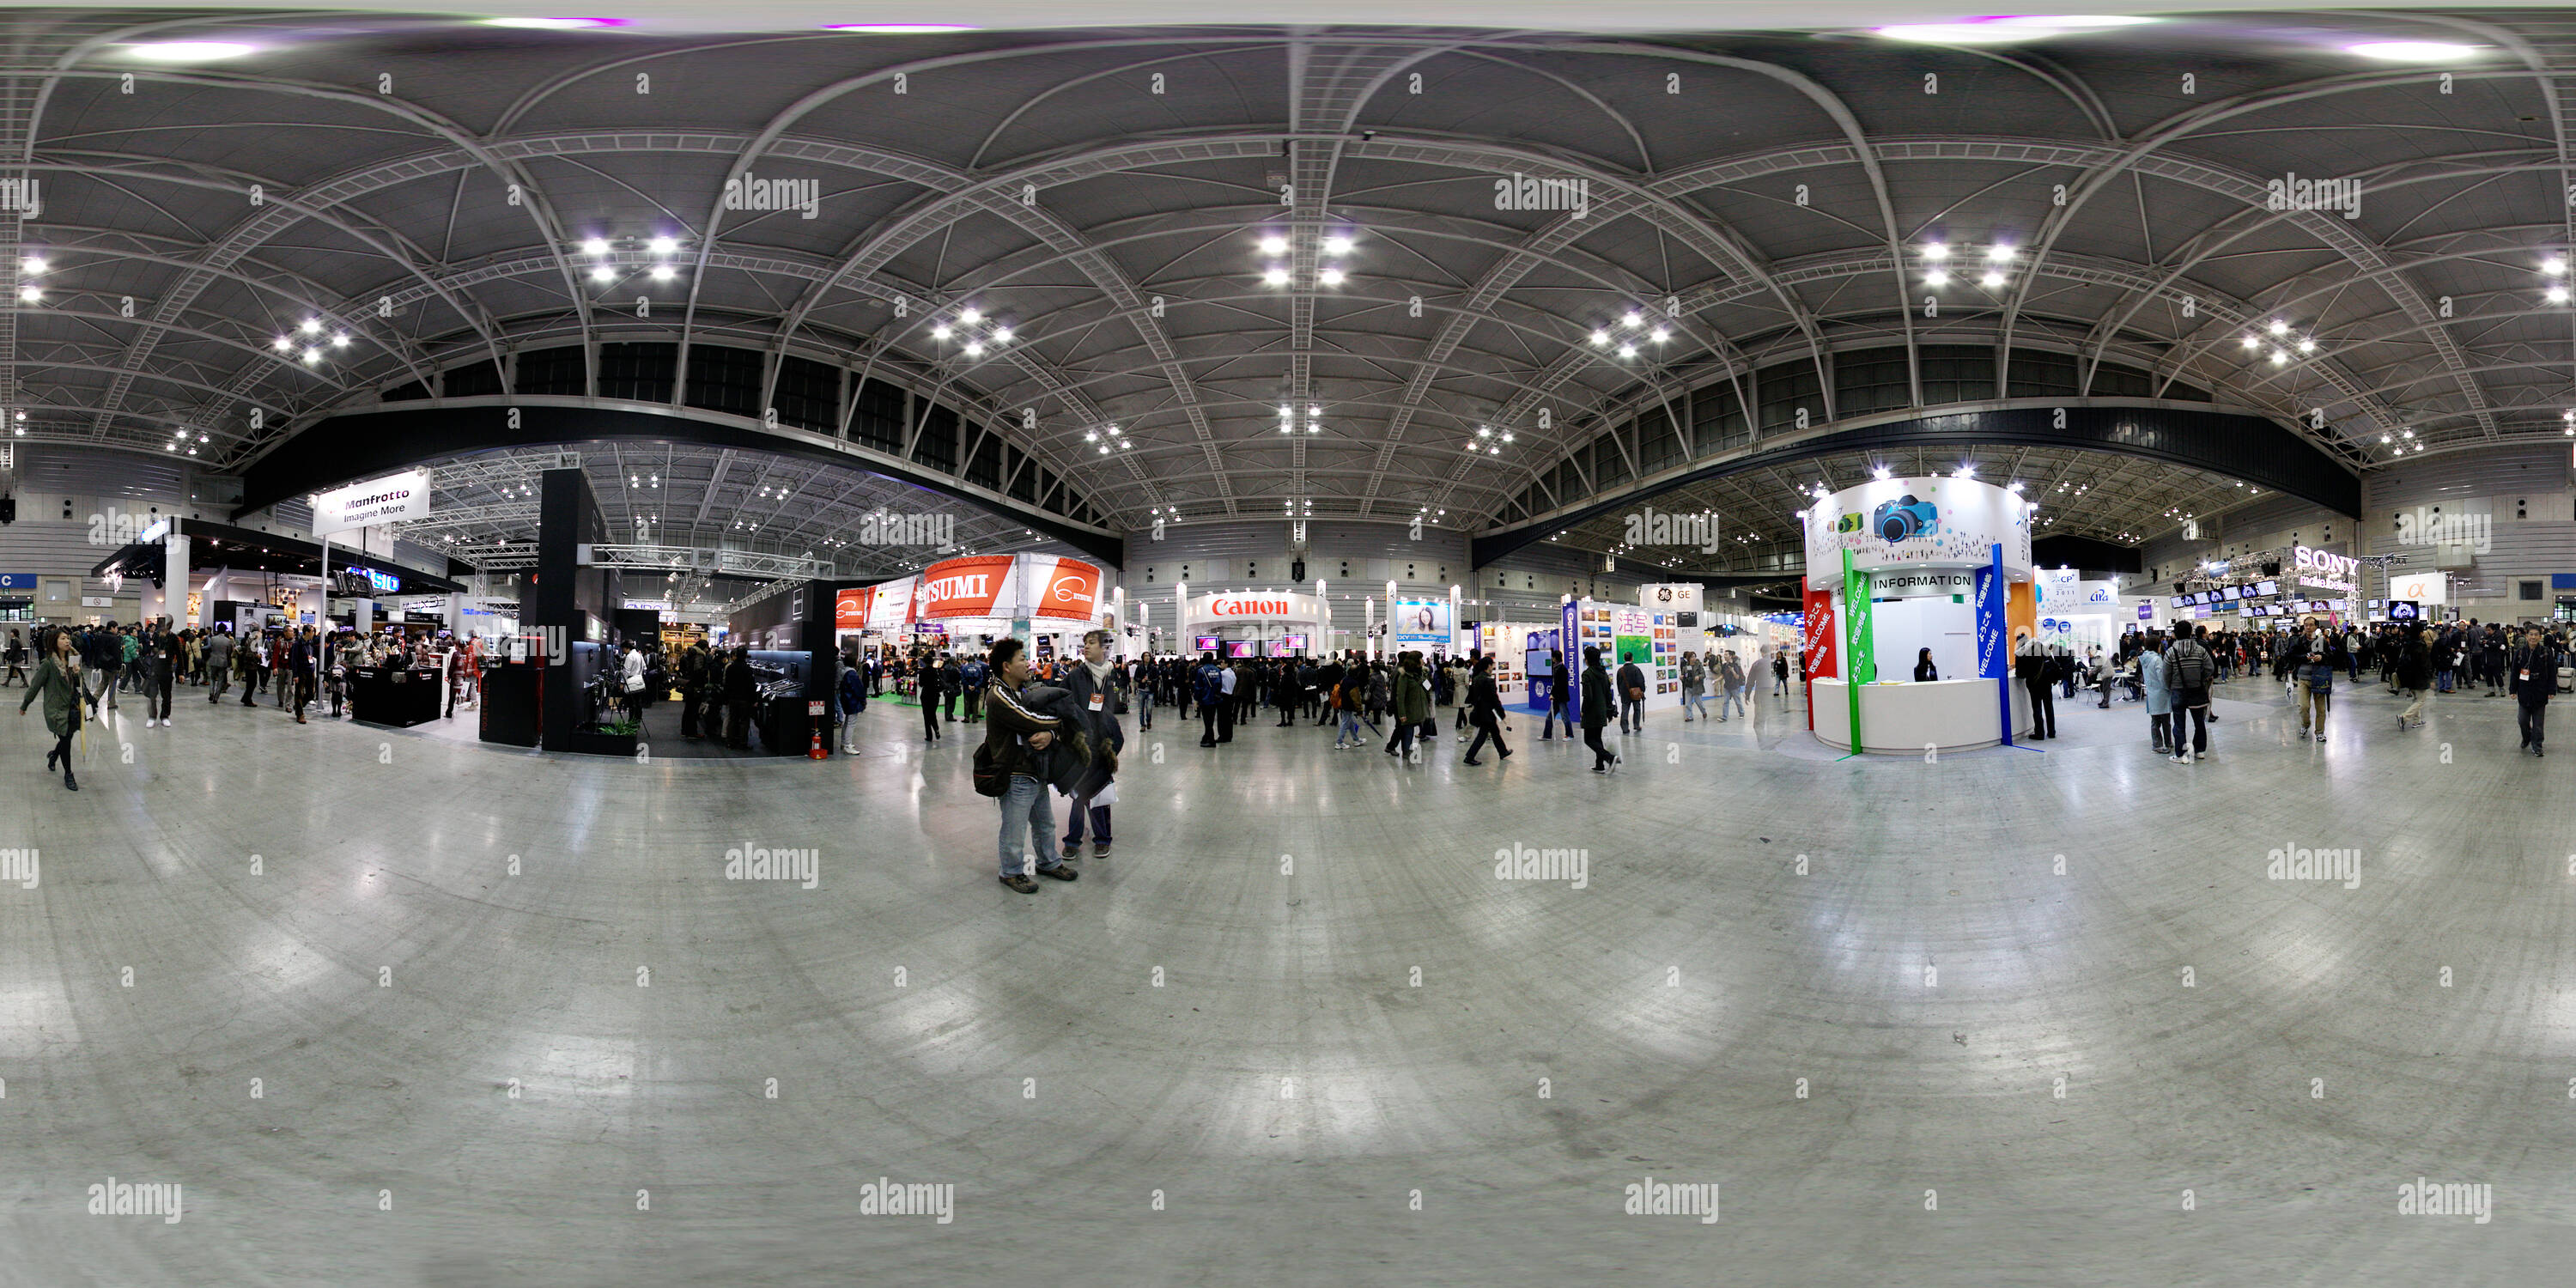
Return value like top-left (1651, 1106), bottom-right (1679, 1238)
top-left (1193, 635), bottom-right (1221, 653)
top-left (2256, 580), bottom-right (2280, 596)
top-left (2169, 596), bottom-right (2186, 609)
top-left (1279, 634), bottom-right (1308, 651)
top-left (2387, 599), bottom-right (2421, 621)
top-left (1225, 640), bottom-right (1258, 659)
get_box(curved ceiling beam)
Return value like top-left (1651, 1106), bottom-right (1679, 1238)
top-left (1472, 399), bottom-right (2360, 567)
top-left (234, 396), bottom-right (1123, 565)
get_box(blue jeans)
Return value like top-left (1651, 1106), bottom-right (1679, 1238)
top-left (1682, 690), bottom-right (1708, 718)
top-left (1339, 710), bottom-right (1363, 743)
top-left (998, 775), bottom-right (1060, 878)
top-left (1719, 686), bottom-right (1746, 720)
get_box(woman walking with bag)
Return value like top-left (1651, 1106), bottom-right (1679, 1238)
top-left (19, 629), bottom-right (83, 791)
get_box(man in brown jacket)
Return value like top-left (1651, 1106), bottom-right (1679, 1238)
top-left (982, 638), bottom-right (1077, 893)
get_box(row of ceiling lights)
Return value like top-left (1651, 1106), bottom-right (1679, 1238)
top-left (928, 306), bottom-right (1012, 359)
top-left (2239, 318), bottom-right (2317, 368)
top-left (1587, 308), bottom-right (1672, 361)
top-left (270, 316), bottom-right (350, 366)
top-left (1921, 241), bottom-right (2013, 290)
top-left (1256, 231), bottom-right (1357, 289)
top-left (1873, 15), bottom-right (2489, 63)
top-left (579, 235), bottom-right (683, 284)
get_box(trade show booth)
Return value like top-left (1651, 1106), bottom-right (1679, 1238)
top-left (1178, 584), bottom-right (1331, 658)
top-left (836, 552), bottom-right (1110, 666)
top-left (1801, 475), bottom-right (2038, 754)
top-left (1559, 597), bottom-right (1683, 723)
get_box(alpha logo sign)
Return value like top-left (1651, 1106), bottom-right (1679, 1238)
top-left (1032, 557), bottom-right (1102, 621)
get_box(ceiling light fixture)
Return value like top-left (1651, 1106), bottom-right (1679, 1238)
top-left (2348, 40), bottom-right (2482, 61)
top-left (125, 41), bottom-right (258, 61)
top-left (483, 16), bottom-right (625, 29)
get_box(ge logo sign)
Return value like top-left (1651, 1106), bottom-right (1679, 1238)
top-left (1656, 587), bottom-right (1672, 602)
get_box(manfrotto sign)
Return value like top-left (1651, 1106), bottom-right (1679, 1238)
top-left (313, 470), bottom-right (431, 538)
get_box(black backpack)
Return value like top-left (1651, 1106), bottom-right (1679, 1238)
top-left (971, 741), bottom-right (1010, 798)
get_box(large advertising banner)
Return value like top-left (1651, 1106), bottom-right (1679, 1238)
top-left (1028, 556), bottom-right (1103, 622)
top-left (1972, 558), bottom-right (2008, 679)
top-left (1393, 598), bottom-right (1454, 650)
top-left (918, 555), bottom-right (1019, 619)
top-left (1803, 475), bottom-right (2034, 587)
top-left (2389, 571), bottom-right (2448, 605)
top-left (1801, 585), bottom-right (1836, 680)
top-left (865, 576), bottom-right (916, 630)
top-left (1609, 605), bottom-right (1653, 666)
top-left (834, 586), bottom-right (872, 630)
top-left (313, 469), bottom-right (432, 538)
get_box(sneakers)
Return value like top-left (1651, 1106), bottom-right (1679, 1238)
top-left (1035, 864), bottom-right (1078, 882)
top-left (999, 873), bottom-right (1038, 894)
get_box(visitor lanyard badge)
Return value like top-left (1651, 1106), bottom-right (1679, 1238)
top-left (1087, 693), bottom-right (1103, 711)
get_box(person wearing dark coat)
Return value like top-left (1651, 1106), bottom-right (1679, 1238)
top-left (18, 629), bottom-right (83, 790)
top-left (837, 652), bottom-right (868, 753)
top-left (1614, 657), bottom-right (1647, 734)
top-left (722, 647), bottom-right (757, 749)
top-left (982, 638), bottom-right (1077, 893)
top-left (1054, 629), bottom-right (1124, 859)
top-left (1461, 655), bottom-right (1511, 766)
top-left (916, 656), bottom-right (945, 742)
top-left (2510, 625), bottom-right (2561, 756)
top-left (1581, 646), bottom-right (1618, 773)
top-left (2395, 629), bottom-right (2433, 731)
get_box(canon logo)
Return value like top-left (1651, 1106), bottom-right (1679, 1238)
top-left (1211, 598), bottom-right (1291, 616)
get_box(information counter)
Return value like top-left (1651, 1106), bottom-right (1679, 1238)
top-left (349, 665), bottom-right (443, 728)
top-left (1811, 678), bottom-right (2023, 754)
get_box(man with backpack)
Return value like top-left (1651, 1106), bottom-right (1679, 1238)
top-left (978, 638), bottom-right (1075, 893)
top-left (957, 653), bottom-right (989, 723)
top-left (2166, 624), bottom-right (2216, 762)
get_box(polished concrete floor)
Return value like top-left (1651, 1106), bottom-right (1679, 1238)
top-left (3, 672), bottom-right (2571, 1285)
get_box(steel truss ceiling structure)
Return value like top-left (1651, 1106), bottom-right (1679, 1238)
top-left (0, 10), bottom-right (2562, 565)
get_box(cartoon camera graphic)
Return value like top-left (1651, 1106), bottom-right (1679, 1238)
top-left (1872, 494), bottom-right (1940, 544)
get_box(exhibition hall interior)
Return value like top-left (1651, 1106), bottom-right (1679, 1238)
top-left (4, 2), bottom-right (2574, 1281)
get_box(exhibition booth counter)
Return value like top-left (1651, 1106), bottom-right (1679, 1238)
top-left (349, 664), bottom-right (443, 728)
top-left (1801, 474), bottom-right (2038, 755)
top-left (1811, 678), bottom-right (2027, 754)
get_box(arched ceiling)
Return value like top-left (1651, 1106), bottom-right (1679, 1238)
top-left (0, 9), bottom-right (2561, 565)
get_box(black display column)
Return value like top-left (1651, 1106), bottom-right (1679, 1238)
top-left (532, 464), bottom-right (635, 756)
